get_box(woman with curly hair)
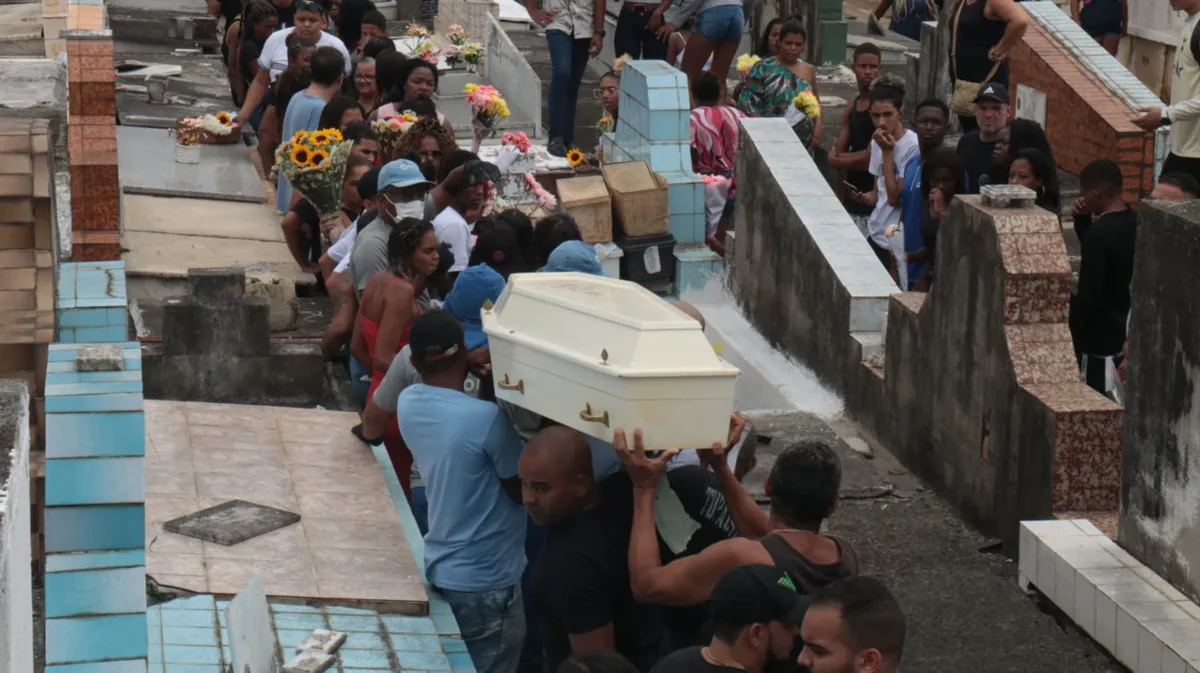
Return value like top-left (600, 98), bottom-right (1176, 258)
top-left (351, 216), bottom-right (440, 494)
top-left (393, 115), bottom-right (458, 175)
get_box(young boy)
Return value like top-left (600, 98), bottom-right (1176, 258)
top-left (1070, 159), bottom-right (1137, 396)
top-left (830, 43), bottom-right (882, 238)
top-left (277, 45), bottom-right (346, 212)
top-left (356, 9), bottom-right (388, 52)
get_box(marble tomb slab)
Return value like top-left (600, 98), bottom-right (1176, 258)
top-left (117, 126), bottom-right (267, 204)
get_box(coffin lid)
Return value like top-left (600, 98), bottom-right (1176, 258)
top-left (481, 272), bottom-right (741, 378)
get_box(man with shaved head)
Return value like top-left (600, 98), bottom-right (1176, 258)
top-left (520, 425), bottom-right (664, 672)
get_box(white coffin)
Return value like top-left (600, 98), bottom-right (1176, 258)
top-left (481, 272), bottom-right (740, 451)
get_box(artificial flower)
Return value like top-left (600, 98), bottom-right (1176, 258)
top-left (614, 53), bottom-right (632, 73)
top-left (215, 111), bottom-right (233, 125)
top-left (448, 24), bottom-right (469, 46)
top-left (406, 24), bottom-right (430, 38)
top-left (596, 116), bottom-right (614, 134)
top-left (460, 42), bottom-right (484, 65)
top-left (524, 172), bottom-right (557, 209)
top-left (566, 148), bottom-right (584, 167)
top-left (793, 91), bottom-right (821, 120)
top-left (736, 54), bottom-right (760, 76)
top-left (501, 131), bottom-right (531, 153)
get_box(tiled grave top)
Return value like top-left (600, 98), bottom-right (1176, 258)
top-left (44, 336), bottom-right (148, 672)
top-left (58, 261), bottom-right (127, 308)
top-left (144, 400), bottom-right (428, 611)
top-left (147, 594), bottom-right (474, 673)
top-left (1019, 520), bottom-right (1200, 673)
top-left (1023, 2), bottom-right (1163, 110)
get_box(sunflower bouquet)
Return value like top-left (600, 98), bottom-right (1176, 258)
top-left (275, 128), bottom-right (355, 244)
top-left (736, 54), bottom-right (760, 77)
top-left (464, 83), bottom-right (510, 152)
top-left (371, 111), bottom-right (419, 159)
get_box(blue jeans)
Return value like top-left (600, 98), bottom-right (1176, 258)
top-left (348, 356), bottom-right (371, 411)
top-left (692, 4), bottom-right (744, 43)
top-left (438, 584), bottom-right (526, 673)
top-left (546, 30), bottom-right (591, 144)
top-left (410, 486), bottom-right (429, 536)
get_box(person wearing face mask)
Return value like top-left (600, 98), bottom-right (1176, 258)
top-left (650, 565), bottom-right (807, 673)
top-left (348, 159), bottom-right (434, 293)
top-left (797, 577), bottom-right (907, 673)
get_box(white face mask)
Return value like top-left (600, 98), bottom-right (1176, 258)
top-left (383, 194), bottom-right (425, 222)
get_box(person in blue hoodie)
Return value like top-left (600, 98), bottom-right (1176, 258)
top-left (539, 240), bottom-right (607, 275)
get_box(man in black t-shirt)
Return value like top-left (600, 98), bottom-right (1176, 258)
top-left (521, 426), bottom-right (664, 673)
top-left (652, 565), bottom-right (807, 673)
top-left (956, 82), bottom-right (1010, 193)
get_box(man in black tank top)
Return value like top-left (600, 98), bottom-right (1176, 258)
top-left (616, 428), bottom-right (859, 610)
top-left (830, 43), bottom-right (882, 237)
top-left (651, 565), bottom-right (808, 673)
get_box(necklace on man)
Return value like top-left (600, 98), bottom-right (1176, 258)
top-left (701, 647), bottom-right (746, 670)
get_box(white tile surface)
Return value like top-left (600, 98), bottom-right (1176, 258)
top-left (1163, 648), bottom-right (1186, 673)
top-left (1059, 549), bottom-right (1126, 569)
top-left (1037, 541), bottom-right (1058, 596)
top-left (1055, 555), bottom-right (1077, 619)
top-left (1074, 572), bottom-right (1097, 636)
top-left (1019, 525), bottom-right (1037, 580)
top-left (1102, 581), bottom-right (1174, 605)
top-left (1096, 592), bottom-right (1118, 653)
top-left (1117, 605), bottom-right (1140, 668)
top-left (1141, 623), bottom-right (1164, 673)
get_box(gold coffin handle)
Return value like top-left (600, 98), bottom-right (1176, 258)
top-left (497, 374), bottom-right (524, 394)
top-left (579, 403), bottom-right (610, 427)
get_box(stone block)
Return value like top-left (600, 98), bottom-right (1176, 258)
top-left (75, 345), bottom-right (123, 371)
top-left (245, 274), bottom-right (299, 332)
top-left (297, 629), bottom-right (348, 654)
top-left (186, 267), bottom-right (245, 307)
top-left (283, 651), bottom-right (337, 673)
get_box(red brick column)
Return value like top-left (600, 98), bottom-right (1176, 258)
top-left (1009, 24), bottom-right (1154, 203)
top-left (63, 29), bottom-right (120, 261)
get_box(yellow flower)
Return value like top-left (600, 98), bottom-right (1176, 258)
top-left (566, 148), bottom-right (584, 167)
top-left (464, 83), bottom-right (479, 94)
top-left (215, 111), bottom-right (232, 125)
top-left (310, 131), bottom-right (330, 145)
top-left (793, 91), bottom-right (821, 119)
top-left (292, 130), bottom-right (310, 144)
top-left (309, 149), bottom-right (329, 166)
top-left (736, 53), bottom-right (760, 75)
top-left (290, 145), bottom-right (311, 166)
top-left (614, 53), bottom-right (632, 72)
top-left (324, 128), bottom-right (343, 143)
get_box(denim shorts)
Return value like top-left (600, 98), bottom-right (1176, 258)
top-left (693, 4), bottom-right (744, 43)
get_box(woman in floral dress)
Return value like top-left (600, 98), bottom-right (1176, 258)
top-left (736, 19), bottom-right (821, 149)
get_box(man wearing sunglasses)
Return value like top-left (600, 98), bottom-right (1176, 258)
top-left (236, 0), bottom-right (351, 130)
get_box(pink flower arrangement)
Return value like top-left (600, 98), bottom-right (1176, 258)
top-left (524, 172), bottom-right (557, 210)
top-left (501, 132), bottom-right (531, 154)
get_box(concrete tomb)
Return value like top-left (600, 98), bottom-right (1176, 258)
top-left (117, 125), bottom-right (267, 204)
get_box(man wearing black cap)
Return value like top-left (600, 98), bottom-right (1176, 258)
top-left (956, 82), bottom-right (1010, 194)
top-left (395, 310), bottom-right (527, 673)
top-left (651, 565), bottom-right (806, 673)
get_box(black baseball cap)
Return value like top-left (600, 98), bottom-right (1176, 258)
top-left (710, 565), bottom-right (810, 626)
top-left (408, 310), bottom-right (465, 363)
top-left (974, 82), bottom-right (1009, 105)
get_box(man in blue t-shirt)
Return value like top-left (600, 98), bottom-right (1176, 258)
top-left (396, 309), bottom-right (527, 673)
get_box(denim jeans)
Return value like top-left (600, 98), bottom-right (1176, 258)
top-left (410, 486), bottom-right (429, 536)
top-left (546, 30), bottom-right (591, 145)
top-left (614, 4), bottom-right (668, 61)
top-left (438, 584), bottom-right (526, 673)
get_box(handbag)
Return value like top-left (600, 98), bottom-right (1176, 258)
top-left (949, 0), bottom-right (1002, 117)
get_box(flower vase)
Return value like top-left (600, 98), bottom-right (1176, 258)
top-left (175, 142), bottom-right (200, 164)
top-left (470, 118), bottom-right (489, 154)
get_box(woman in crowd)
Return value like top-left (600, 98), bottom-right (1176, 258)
top-left (352, 217), bottom-right (441, 494)
top-left (495, 209), bottom-right (537, 270)
top-left (360, 35), bottom-right (394, 59)
top-left (317, 95), bottom-right (365, 130)
top-left (992, 117), bottom-right (1053, 183)
top-left (690, 71), bottom-right (743, 176)
top-left (371, 50), bottom-right (406, 114)
top-left (375, 59), bottom-right (455, 137)
top-left (1071, 0), bottom-right (1126, 55)
top-left (756, 17), bottom-right (783, 58)
top-left (532, 213), bottom-right (583, 268)
top-left (1008, 148), bottom-right (1061, 214)
top-left (737, 20), bottom-right (821, 148)
top-left (947, 0), bottom-right (1028, 131)
top-left (918, 146), bottom-right (967, 286)
top-left (655, 0), bottom-right (743, 102)
top-left (394, 115), bottom-right (459, 178)
top-left (346, 56), bottom-right (379, 113)
top-left (225, 0), bottom-right (279, 109)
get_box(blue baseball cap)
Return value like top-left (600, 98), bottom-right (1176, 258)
top-left (539, 240), bottom-right (607, 276)
top-left (377, 159), bottom-right (433, 191)
top-left (442, 264), bottom-right (507, 350)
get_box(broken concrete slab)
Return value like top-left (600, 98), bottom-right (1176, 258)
top-left (245, 275), bottom-right (299, 332)
top-left (296, 630), bottom-right (347, 654)
top-left (122, 194), bottom-right (284, 242)
top-left (163, 499), bottom-right (301, 546)
top-left (282, 651), bottom-right (336, 673)
top-left (0, 3), bottom-right (46, 57)
top-left (121, 230), bottom-right (316, 287)
top-left (0, 58), bottom-right (67, 117)
top-left (76, 345), bottom-right (125, 372)
top-left (117, 125), bottom-right (266, 203)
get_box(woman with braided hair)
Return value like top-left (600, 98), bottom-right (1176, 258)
top-left (393, 115), bottom-right (458, 176)
top-left (351, 216), bottom-right (440, 493)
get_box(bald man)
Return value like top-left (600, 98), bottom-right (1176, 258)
top-left (520, 426), bottom-right (664, 673)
